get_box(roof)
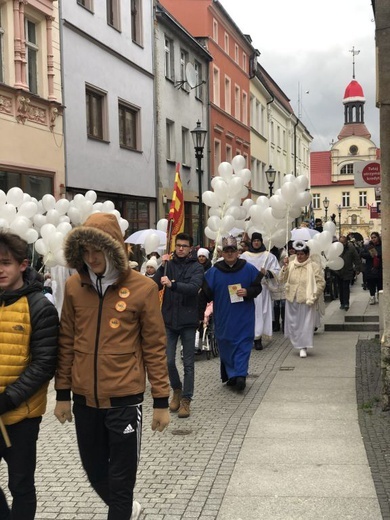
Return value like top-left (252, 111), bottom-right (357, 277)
top-left (338, 123), bottom-right (371, 140)
top-left (310, 151), bottom-right (331, 186)
top-left (255, 63), bottom-right (294, 114)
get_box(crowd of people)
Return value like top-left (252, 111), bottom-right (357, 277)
top-left (0, 220), bottom-right (382, 520)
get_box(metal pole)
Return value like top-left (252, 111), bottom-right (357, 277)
top-left (196, 150), bottom-right (203, 247)
top-left (269, 183), bottom-right (273, 197)
top-left (325, 208), bottom-right (328, 221)
top-left (338, 209), bottom-right (342, 236)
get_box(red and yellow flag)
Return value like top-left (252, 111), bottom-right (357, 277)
top-left (168, 164), bottom-right (184, 252)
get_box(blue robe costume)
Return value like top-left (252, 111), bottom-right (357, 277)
top-left (202, 259), bottom-right (263, 381)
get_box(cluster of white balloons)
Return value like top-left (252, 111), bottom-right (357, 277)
top-left (307, 220), bottom-right (344, 270)
top-left (202, 155), bottom-right (250, 244)
top-left (0, 187), bottom-right (129, 267)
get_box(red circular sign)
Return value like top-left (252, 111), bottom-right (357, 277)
top-left (362, 163), bottom-right (380, 185)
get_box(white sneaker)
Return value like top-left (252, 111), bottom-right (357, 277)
top-left (369, 296), bottom-right (375, 305)
top-left (299, 348), bottom-right (307, 358)
top-left (131, 500), bottom-right (142, 520)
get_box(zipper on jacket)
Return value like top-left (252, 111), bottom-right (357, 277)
top-left (93, 277), bottom-right (105, 408)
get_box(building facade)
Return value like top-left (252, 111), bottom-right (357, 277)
top-left (0, 0), bottom-right (64, 199)
top-left (60, 0), bottom-right (156, 233)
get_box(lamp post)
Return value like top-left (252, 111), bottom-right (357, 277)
top-left (337, 204), bottom-right (342, 236)
top-left (191, 120), bottom-right (207, 246)
top-left (265, 164), bottom-right (276, 197)
top-left (323, 196), bottom-right (329, 221)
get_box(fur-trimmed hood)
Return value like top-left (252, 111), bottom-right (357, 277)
top-left (64, 213), bottom-right (129, 277)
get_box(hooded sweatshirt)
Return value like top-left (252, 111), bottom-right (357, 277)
top-left (55, 213), bottom-right (169, 409)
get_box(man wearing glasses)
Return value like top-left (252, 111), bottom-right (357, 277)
top-left (153, 233), bottom-right (204, 418)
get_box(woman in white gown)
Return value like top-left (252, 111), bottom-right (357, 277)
top-left (279, 240), bottom-right (326, 358)
top-left (240, 233), bottom-right (280, 350)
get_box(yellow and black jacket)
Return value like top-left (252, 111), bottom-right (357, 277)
top-left (0, 269), bottom-right (59, 425)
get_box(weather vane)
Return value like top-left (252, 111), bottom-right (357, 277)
top-left (349, 46), bottom-right (360, 79)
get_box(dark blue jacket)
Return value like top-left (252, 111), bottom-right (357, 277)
top-left (153, 254), bottom-right (204, 329)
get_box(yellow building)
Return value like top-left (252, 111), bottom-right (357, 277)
top-left (0, 0), bottom-right (64, 199)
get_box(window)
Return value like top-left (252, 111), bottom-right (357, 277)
top-left (25, 19), bottom-right (38, 94)
top-left (213, 19), bottom-right (218, 42)
top-left (180, 49), bottom-right (189, 91)
top-left (77, 0), bottom-right (94, 11)
top-left (118, 101), bottom-right (140, 150)
top-left (86, 86), bottom-right (107, 140)
top-left (194, 61), bottom-right (203, 100)
top-left (359, 191), bottom-right (367, 207)
top-left (312, 193), bottom-right (320, 210)
top-left (234, 44), bottom-right (239, 63)
top-left (0, 9), bottom-right (4, 83)
top-left (340, 163), bottom-right (354, 174)
top-left (107, 0), bottom-right (120, 30)
top-left (214, 140), bottom-right (221, 174)
top-left (131, 0), bottom-right (142, 45)
top-left (166, 119), bottom-right (175, 160)
top-left (234, 85), bottom-right (240, 120)
top-left (224, 32), bottom-right (229, 53)
top-left (226, 145), bottom-right (232, 163)
top-left (242, 53), bottom-right (247, 72)
top-left (342, 192), bottom-right (350, 207)
top-left (124, 199), bottom-right (150, 235)
top-left (181, 127), bottom-right (190, 165)
top-left (213, 66), bottom-right (220, 106)
top-left (0, 169), bottom-right (53, 200)
top-left (164, 36), bottom-right (174, 80)
top-left (242, 91), bottom-right (247, 125)
top-left (224, 76), bottom-right (231, 114)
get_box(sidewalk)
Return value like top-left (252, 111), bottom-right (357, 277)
top-left (217, 282), bottom-right (382, 520)
top-left (0, 280), bottom-right (382, 519)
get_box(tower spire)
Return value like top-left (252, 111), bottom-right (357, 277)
top-left (349, 46), bottom-right (360, 79)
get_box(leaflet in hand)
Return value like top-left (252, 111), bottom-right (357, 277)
top-left (228, 283), bottom-right (244, 303)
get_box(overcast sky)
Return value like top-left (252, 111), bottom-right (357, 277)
top-left (220, 0), bottom-right (379, 152)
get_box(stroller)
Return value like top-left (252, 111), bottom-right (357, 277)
top-left (200, 302), bottom-right (219, 360)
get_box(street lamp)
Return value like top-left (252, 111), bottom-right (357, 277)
top-left (265, 165), bottom-right (276, 197)
top-left (337, 204), bottom-right (342, 236)
top-left (323, 196), bottom-right (329, 221)
top-left (191, 120), bottom-right (207, 247)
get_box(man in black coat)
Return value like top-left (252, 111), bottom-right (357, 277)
top-left (333, 235), bottom-right (362, 310)
top-left (153, 233), bottom-right (204, 418)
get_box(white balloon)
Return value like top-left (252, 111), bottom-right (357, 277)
top-left (319, 230), bottom-right (333, 249)
top-left (85, 190), bottom-right (97, 203)
top-left (214, 181), bottom-right (228, 204)
top-left (283, 174), bottom-right (295, 184)
top-left (207, 215), bottom-right (221, 232)
top-left (93, 202), bottom-right (104, 212)
top-left (9, 216), bottom-right (31, 236)
top-left (211, 177), bottom-right (226, 189)
top-left (49, 232), bottom-right (64, 252)
top-left (227, 177), bottom-right (243, 197)
top-left (217, 162), bottom-right (233, 181)
top-left (242, 198), bottom-right (254, 211)
top-left (0, 190), bottom-right (6, 205)
top-left (34, 238), bottom-right (48, 256)
top-left (202, 191), bottom-right (219, 208)
top-left (220, 215), bottom-right (235, 233)
top-left (289, 204), bottom-right (303, 219)
top-left (307, 239), bottom-right (322, 255)
top-left (144, 233), bottom-right (161, 255)
top-left (22, 193), bottom-right (32, 203)
top-left (205, 226), bottom-right (217, 240)
top-left (237, 168), bottom-right (251, 184)
top-left (119, 218), bottom-right (129, 234)
top-left (327, 257), bottom-right (344, 270)
top-left (225, 206), bottom-right (241, 219)
top-left (239, 186), bottom-right (248, 199)
top-left (57, 222), bottom-right (72, 235)
top-left (208, 207), bottom-right (222, 217)
top-left (0, 218), bottom-right (9, 230)
top-left (231, 155), bottom-right (246, 173)
top-left (102, 200), bottom-right (115, 212)
top-left (33, 214), bottom-right (46, 229)
top-left (327, 241), bottom-right (343, 259)
top-left (271, 207), bottom-right (287, 220)
top-left (55, 198), bottom-right (70, 215)
top-left (7, 187), bottom-right (24, 207)
top-left (271, 229), bottom-right (287, 248)
top-left (40, 223), bottom-right (56, 241)
top-left (24, 228), bottom-right (39, 244)
top-left (248, 205), bottom-right (264, 226)
top-left (46, 209), bottom-right (60, 226)
top-left (0, 203), bottom-right (16, 223)
top-left (296, 191), bottom-right (311, 207)
top-left (294, 175), bottom-right (309, 192)
top-left (256, 196), bottom-right (269, 211)
top-left (54, 248), bottom-right (67, 266)
top-left (59, 215), bottom-right (71, 224)
top-left (323, 221), bottom-right (336, 235)
top-left (281, 182), bottom-right (297, 204)
top-left (73, 193), bottom-right (86, 209)
top-left (269, 195), bottom-right (286, 212)
top-left (42, 194), bottom-right (56, 212)
top-left (157, 219), bottom-right (168, 232)
top-left (18, 201), bottom-right (37, 219)
top-left (68, 207), bottom-right (81, 225)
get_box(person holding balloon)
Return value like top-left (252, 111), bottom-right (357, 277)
top-left (331, 235), bottom-right (362, 311)
top-left (280, 240), bottom-right (326, 358)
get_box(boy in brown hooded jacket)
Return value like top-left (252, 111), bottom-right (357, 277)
top-left (54, 213), bottom-right (169, 520)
